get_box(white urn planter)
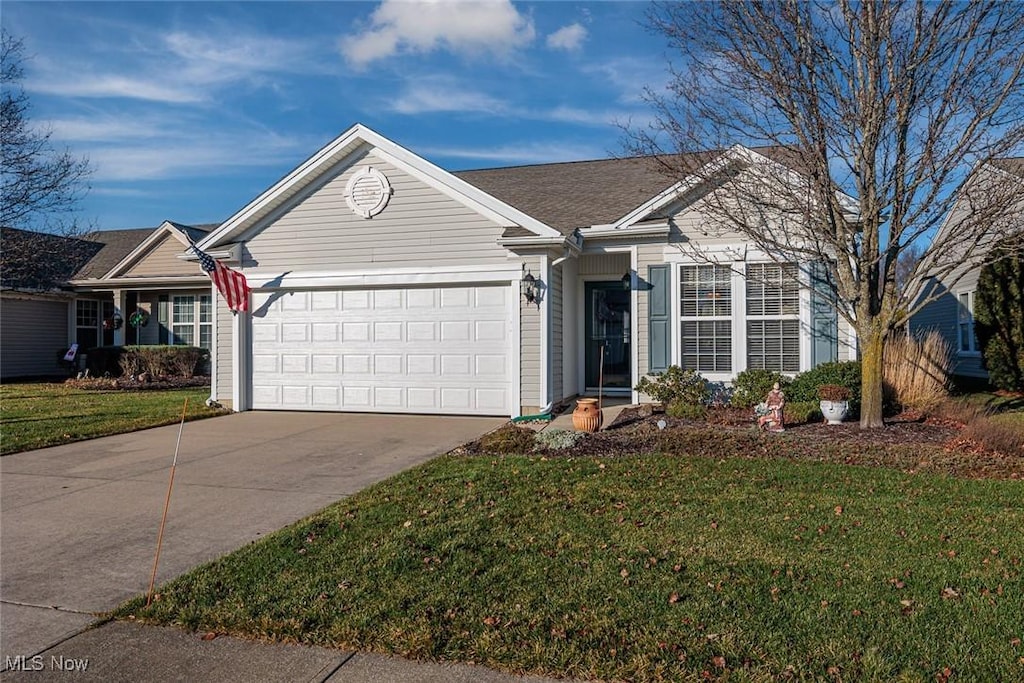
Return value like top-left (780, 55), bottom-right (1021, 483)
top-left (819, 400), bottom-right (849, 425)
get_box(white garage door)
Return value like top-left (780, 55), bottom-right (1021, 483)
top-left (250, 285), bottom-right (511, 415)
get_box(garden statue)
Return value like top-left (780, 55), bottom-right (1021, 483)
top-left (756, 382), bottom-right (786, 432)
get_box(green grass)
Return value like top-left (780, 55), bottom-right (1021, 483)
top-left (120, 452), bottom-right (1024, 681)
top-left (1, 382), bottom-right (226, 455)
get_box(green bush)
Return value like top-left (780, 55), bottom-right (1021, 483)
top-left (666, 401), bottom-right (708, 420)
top-left (85, 346), bottom-right (127, 376)
top-left (787, 361), bottom-right (862, 415)
top-left (731, 369), bottom-right (790, 408)
top-left (785, 401), bottom-right (822, 425)
top-left (975, 242), bottom-right (1024, 392)
top-left (635, 366), bottom-right (710, 406)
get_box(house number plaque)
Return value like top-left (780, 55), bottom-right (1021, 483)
top-left (344, 167), bottom-right (393, 218)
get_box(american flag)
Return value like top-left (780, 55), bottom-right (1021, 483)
top-left (189, 240), bottom-right (251, 313)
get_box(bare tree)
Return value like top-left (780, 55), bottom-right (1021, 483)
top-left (630, 0), bottom-right (1024, 428)
top-left (1, 29), bottom-right (91, 232)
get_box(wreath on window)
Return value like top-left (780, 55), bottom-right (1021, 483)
top-left (128, 310), bottom-right (150, 328)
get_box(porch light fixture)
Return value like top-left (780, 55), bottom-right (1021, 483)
top-left (521, 270), bottom-right (538, 303)
top-left (621, 271), bottom-right (632, 290)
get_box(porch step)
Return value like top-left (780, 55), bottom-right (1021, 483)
top-left (540, 402), bottom-right (631, 433)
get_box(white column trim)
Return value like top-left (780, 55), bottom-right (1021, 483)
top-left (209, 283), bottom-right (218, 402)
top-left (540, 252), bottom-right (550, 410)
top-left (630, 246), bottom-right (639, 404)
top-left (510, 281), bottom-right (522, 418)
top-left (231, 309), bottom-right (249, 412)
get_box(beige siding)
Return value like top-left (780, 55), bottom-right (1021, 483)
top-left (124, 235), bottom-right (204, 277)
top-left (1, 295), bottom-right (70, 378)
top-left (549, 262), bottom-right (563, 402)
top-left (243, 152), bottom-right (509, 271)
top-left (635, 243), bottom-right (665, 380)
top-left (559, 258), bottom-right (579, 398)
top-left (520, 255), bottom-right (542, 412)
top-left (579, 253), bottom-right (631, 276)
top-left (216, 296), bottom-right (233, 404)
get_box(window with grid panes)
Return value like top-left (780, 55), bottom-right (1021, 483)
top-left (171, 295), bottom-right (212, 350)
top-left (957, 291), bottom-right (977, 353)
top-left (746, 263), bottom-right (800, 372)
top-left (680, 264), bottom-right (732, 372)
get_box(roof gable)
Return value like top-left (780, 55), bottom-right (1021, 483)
top-left (102, 221), bottom-right (211, 279)
top-left (199, 123), bottom-right (560, 249)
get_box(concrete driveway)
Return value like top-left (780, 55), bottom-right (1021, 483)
top-left (1, 411), bottom-right (503, 663)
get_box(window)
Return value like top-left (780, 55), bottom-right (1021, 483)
top-left (680, 265), bottom-right (732, 372)
top-left (76, 300), bottom-right (99, 349)
top-left (171, 295), bottom-right (213, 350)
top-left (957, 291), bottom-right (977, 353)
top-left (746, 263), bottom-right (801, 372)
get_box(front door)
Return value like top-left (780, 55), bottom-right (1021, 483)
top-left (585, 282), bottom-right (632, 390)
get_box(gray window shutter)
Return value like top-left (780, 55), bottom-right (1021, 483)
top-left (648, 264), bottom-right (671, 373)
top-left (811, 263), bottom-right (838, 366)
top-left (158, 294), bottom-right (169, 344)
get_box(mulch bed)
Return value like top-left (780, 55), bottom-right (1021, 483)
top-left (64, 376), bottom-right (211, 391)
top-left (461, 406), bottom-right (1023, 481)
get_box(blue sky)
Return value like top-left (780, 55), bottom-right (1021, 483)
top-left (3, 1), bottom-right (671, 230)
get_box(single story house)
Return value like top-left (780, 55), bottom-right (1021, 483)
top-left (191, 124), bottom-right (854, 415)
top-left (1, 222), bottom-right (217, 378)
top-left (3, 124), bottom-right (858, 414)
top-left (909, 158), bottom-right (1024, 383)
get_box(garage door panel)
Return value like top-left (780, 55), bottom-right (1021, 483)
top-left (251, 284), bottom-right (510, 415)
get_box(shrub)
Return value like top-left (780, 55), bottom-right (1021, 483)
top-left (784, 401), bottom-right (821, 425)
top-left (85, 346), bottom-right (127, 376)
top-left (787, 361), bottom-right (862, 414)
top-left (119, 345), bottom-right (208, 378)
top-left (817, 384), bottom-right (850, 401)
top-left (975, 242), bottom-right (1024, 392)
top-left (731, 369), bottom-right (789, 408)
top-left (534, 429), bottom-right (587, 451)
top-left (666, 401), bottom-right (708, 420)
top-left (883, 331), bottom-right (951, 413)
top-left (476, 425), bottom-right (536, 454)
top-left (635, 366), bottom-right (710, 406)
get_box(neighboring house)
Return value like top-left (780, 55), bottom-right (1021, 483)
top-left (0, 223), bottom-right (216, 379)
top-left (192, 124), bottom-right (855, 415)
top-left (909, 158), bottom-right (1024, 382)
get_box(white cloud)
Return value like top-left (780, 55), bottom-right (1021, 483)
top-left (387, 78), bottom-right (507, 114)
top-left (341, 0), bottom-right (536, 67)
top-left (28, 72), bottom-right (206, 104)
top-left (546, 23), bottom-right (587, 52)
top-left (420, 141), bottom-right (606, 165)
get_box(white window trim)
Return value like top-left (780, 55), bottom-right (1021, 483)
top-left (956, 289), bottom-right (981, 357)
top-left (677, 263), bottom-right (735, 379)
top-left (670, 258), bottom-right (811, 382)
top-left (171, 294), bottom-right (213, 349)
top-left (744, 263), bottom-right (802, 373)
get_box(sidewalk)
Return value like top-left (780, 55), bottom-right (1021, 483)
top-left (1, 621), bottom-right (570, 683)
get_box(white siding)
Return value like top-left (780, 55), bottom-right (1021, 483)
top-left (1, 295), bottom-right (70, 378)
top-left (520, 255), bottom-right (542, 412)
top-left (216, 296), bottom-right (233, 405)
top-left (550, 262), bottom-right (563, 402)
top-left (243, 152), bottom-right (508, 271)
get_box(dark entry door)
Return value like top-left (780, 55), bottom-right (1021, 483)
top-left (585, 282), bottom-right (632, 389)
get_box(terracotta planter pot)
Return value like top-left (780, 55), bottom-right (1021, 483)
top-left (572, 398), bottom-right (603, 433)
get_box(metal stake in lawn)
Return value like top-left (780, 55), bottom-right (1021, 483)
top-left (146, 397), bottom-right (188, 608)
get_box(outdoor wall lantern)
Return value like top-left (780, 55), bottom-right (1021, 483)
top-left (521, 269), bottom-right (538, 303)
top-left (621, 271), bottom-right (632, 290)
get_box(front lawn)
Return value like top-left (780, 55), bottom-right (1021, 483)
top-left (121, 448), bottom-right (1024, 681)
top-left (0, 382), bottom-right (226, 455)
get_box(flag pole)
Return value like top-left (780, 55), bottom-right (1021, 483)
top-left (146, 397), bottom-right (189, 608)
